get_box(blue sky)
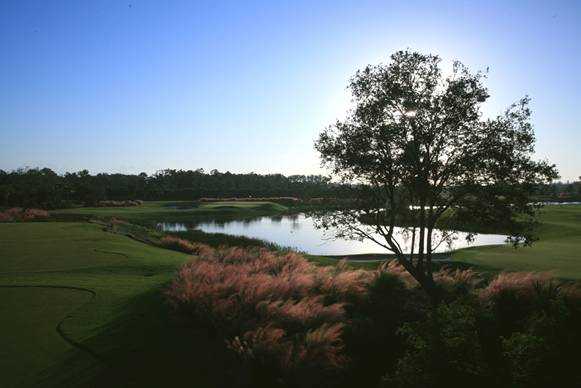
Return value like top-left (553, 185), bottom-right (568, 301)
top-left (1, 0), bottom-right (579, 180)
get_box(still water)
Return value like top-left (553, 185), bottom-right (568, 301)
top-left (158, 213), bottom-right (508, 256)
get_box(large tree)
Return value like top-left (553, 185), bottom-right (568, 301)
top-left (315, 50), bottom-right (558, 298)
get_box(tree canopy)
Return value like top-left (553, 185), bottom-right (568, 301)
top-left (315, 50), bottom-right (558, 297)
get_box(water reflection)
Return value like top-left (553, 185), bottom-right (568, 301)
top-left (157, 213), bottom-right (508, 256)
top-left (157, 222), bottom-right (188, 232)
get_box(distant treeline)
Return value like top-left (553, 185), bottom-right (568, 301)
top-left (0, 168), bottom-right (353, 209)
top-left (1, 167), bottom-right (579, 210)
top-left (535, 178), bottom-right (581, 200)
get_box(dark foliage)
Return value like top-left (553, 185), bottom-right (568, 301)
top-left (383, 276), bottom-right (581, 388)
top-left (165, 241), bottom-right (581, 387)
top-left (314, 50), bottom-right (558, 297)
top-left (0, 167), bottom-right (351, 208)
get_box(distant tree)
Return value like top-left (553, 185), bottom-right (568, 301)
top-left (315, 50), bottom-right (558, 299)
top-left (0, 166), bottom-right (351, 208)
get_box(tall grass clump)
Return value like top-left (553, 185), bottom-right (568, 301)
top-left (0, 207), bottom-right (49, 222)
top-left (166, 246), bottom-right (395, 387)
top-left (166, 249), bottom-right (581, 387)
top-left (0, 211), bottom-right (12, 222)
top-left (158, 236), bottom-right (213, 256)
top-left (384, 271), bottom-right (581, 388)
top-left (478, 272), bottom-right (581, 387)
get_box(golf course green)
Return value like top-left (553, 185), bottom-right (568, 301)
top-left (0, 222), bottom-right (201, 387)
top-left (53, 200), bottom-right (289, 223)
top-left (452, 204), bottom-right (581, 280)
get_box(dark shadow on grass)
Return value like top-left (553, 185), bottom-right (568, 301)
top-left (0, 285), bottom-right (100, 363)
top-left (43, 286), bottom-right (239, 388)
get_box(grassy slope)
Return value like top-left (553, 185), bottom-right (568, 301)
top-left (53, 200), bottom-right (288, 223)
top-left (55, 200), bottom-right (305, 252)
top-left (55, 201), bottom-right (376, 268)
top-left (452, 205), bottom-right (581, 279)
top-left (0, 218), bottom-right (368, 387)
top-left (0, 287), bottom-right (91, 388)
top-left (54, 201), bottom-right (581, 276)
top-left (306, 205), bottom-right (581, 276)
top-left (0, 222), bottom-right (219, 387)
top-left (2, 203), bottom-right (581, 386)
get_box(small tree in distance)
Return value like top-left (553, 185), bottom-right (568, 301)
top-left (314, 50), bottom-right (558, 299)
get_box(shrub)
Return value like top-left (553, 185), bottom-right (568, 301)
top-left (480, 272), bottom-right (581, 386)
top-left (384, 299), bottom-right (492, 388)
top-left (479, 272), bottom-right (581, 387)
top-left (0, 207), bottom-right (49, 222)
top-left (166, 246), bottom-right (394, 387)
top-left (166, 251), bottom-right (581, 387)
top-left (22, 208), bottom-right (49, 220)
top-left (480, 271), bottom-right (554, 300)
top-left (480, 272), bottom-right (558, 336)
top-left (158, 236), bottom-right (213, 256)
top-left (380, 260), bottom-right (417, 287)
top-left (6, 207), bottom-right (23, 217)
top-left (0, 212), bottom-right (13, 222)
top-left (434, 267), bottom-right (480, 294)
top-left (502, 333), bottom-right (550, 387)
top-left (228, 323), bottom-right (347, 388)
top-left (109, 217), bottom-right (126, 225)
top-left (381, 260), bottom-right (479, 293)
top-left (343, 271), bottom-right (421, 387)
top-left (96, 199), bottom-right (143, 207)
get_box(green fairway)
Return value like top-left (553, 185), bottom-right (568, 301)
top-left (452, 204), bottom-right (581, 279)
top-left (0, 222), bottom-right (201, 387)
top-left (2, 204), bottom-right (580, 386)
top-left (52, 201), bottom-right (581, 278)
top-left (52, 200), bottom-right (298, 251)
top-left (53, 200), bottom-right (288, 223)
top-left (0, 287), bottom-right (92, 388)
top-left (199, 200), bottom-right (288, 210)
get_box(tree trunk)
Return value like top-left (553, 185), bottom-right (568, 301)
top-left (426, 226), bottom-right (434, 279)
top-left (396, 252), bottom-right (440, 304)
top-left (417, 272), bottom-right (440, 304)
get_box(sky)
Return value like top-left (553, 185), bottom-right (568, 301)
top-left (0, 0), bottom-right (579, 180)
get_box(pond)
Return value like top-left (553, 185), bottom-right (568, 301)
top-left (157, 213), bottom-right (508, 256)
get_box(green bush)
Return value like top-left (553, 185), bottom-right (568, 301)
top-left (502, 333), bottom-right (549, 387)
top-left (384, 299), bottom-right (492, 388)
top-left (342, 272), bottom-right (422, 387)
top-left (167, 250), bottom-right (581, 388)
top-left (383, 277), bottom-right (581, 388)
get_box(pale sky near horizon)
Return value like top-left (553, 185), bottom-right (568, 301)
top-left (1, 1), bottom-right (579, 180)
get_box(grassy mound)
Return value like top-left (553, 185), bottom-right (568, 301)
top-left (0, 287), bottom-right (92, 388)
top-left (2, 215), bottom-right (581, 387)
top-left (0, 222), bottom-right (191, 387)
top-left (452, 205), bottom-right (581, 279)
top-left (53, 200), bottom-right (289, 223)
